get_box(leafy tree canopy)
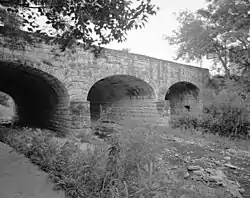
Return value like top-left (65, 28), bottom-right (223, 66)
top-left (0, 0), bottom-right (159, 53)
top-left (164, 0), bottom-right (250, 77)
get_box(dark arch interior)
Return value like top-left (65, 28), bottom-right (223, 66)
top-left (0, 60), bottom-right (70, 133)
top-left (165, 81), bottom-right (200, 115)
top-left (87, 75), bottom-right (155, 123)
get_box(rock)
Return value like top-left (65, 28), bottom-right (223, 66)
top-left (187, 165), bottom-right (202, 171)
top-left (225, 163), bottom-right (241, 170)
top-left (206, 169), bottom-right (228, 182)
top-left (227, 148), bottom-right (237, 155)
top-left (193, 170), bottom-right (204, 176)
top-left (79, 143), bottom-right (95, 153)
top-left (233, 170), bottom-right (239, 174)
top-left (171, 166), bottom-right (178, 170)
top-left (183, 172), bottom-right (190, 179)
top-left (239, 188), bottom-right (245, 194)
top-left (224, 156), bottom-right (231, 161)
top-left (207, 175), bottom-right (223, 182)
top-left (213, 160), bottom-right (221, 165)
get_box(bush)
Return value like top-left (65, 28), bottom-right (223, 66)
top-left (202, 90), bottom-right (249, 138)
top-left (170, 84), bottom-right (249, 139)
top-left (169, 112), bottom-right (200, 130)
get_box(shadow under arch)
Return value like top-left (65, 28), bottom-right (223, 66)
top-left (165, 81), bottom-right (200, 115)
top-left (0, 60), bottom-right (70, 135)
top-left (87, 75), bottom-right (156, 123)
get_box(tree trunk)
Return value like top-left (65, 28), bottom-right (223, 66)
top-left (215, 47), bottom-right (231, 77)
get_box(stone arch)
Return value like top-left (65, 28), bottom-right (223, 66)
top-left (87, 75), bottom-right (158, 124)
top-left (85, 72), bottom-right (157, 101)
top-left (158, 79), bottom-right (201, 99)
top-left (0, 60), bottom-right (70, 135)
top-left (164, 81), bottom-right (201, 115)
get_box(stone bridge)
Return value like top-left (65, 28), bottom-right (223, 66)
top-left (0, 42), bottom-right (209, 134)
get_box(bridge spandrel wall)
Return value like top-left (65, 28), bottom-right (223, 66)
top-left (0, 43), bottom-right (208, 102)
top-left (69, 48), bottom-right (159, 100)
top-left (157, 61), bottom-right (209, 100)
top-left (0, 42), bottom-right (209, 131)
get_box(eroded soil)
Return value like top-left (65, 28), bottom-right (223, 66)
top-left (155, 127), bottom-right (250, 198)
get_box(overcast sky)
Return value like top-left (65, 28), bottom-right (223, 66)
top-left (35, 0), bottom-right (214, 71)
top-left (106, 0), bottom-right (214, 71)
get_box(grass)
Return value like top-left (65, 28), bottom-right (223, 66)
top-left (0, 119), bottom-right (174, 198)
top-left (0, 117), bottom-right (250, 198)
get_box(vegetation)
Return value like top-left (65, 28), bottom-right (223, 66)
top-left (165, 0), bottom-right (249, 139)
top-left (0, 116), bottom-right (171, 198)
top-left (170, 76), bottom-right (250, 139)
top-left (0, 0), bottom-right (250, 196)
top-left (164, 0), bottom-right (250, 77)
top-left (0, 0), bottom-right (159, 54)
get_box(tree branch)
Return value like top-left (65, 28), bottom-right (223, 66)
top-left (0, 1), bottom-right (63, 9)
top-left (214, 45), bottom-right (231, 77)
top-left (237, 37), bottom-right (250, 49)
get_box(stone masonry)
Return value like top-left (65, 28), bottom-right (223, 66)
top-left (0, 42), bottom-right (210, 134)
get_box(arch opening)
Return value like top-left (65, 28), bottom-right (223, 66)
top-left (0, 91), bottom-right (16, 123)
top-left (165, 81), bottom-right (200, 115)
top-left (87, 75), bottom-right (156, 125)
top-left (0, 61), bottom-right (70, 134)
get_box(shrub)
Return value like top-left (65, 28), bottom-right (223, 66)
top-left (202, 89), bottom-right (249, 138)
top-left (169, 112), bottom-right (200, 130)
top-left (170, 82), bottom-right (249, 139)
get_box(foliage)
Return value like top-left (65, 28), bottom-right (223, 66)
top-left (206, 74), bottom-right (250, 99)
top-left (0, 116), bottom-right (171, 198)
top-left (164, 0), bottom-right (250, 77)
top-left (0, 6), bottom-right (39, 52)
top-left (0, 91), bottom-right (10, 106)
top-left (169, 112), bottom-right (201, 131)
top-left (170, 79), bottom-right (250, 139)
top-left (0, 126), bottom-right (110, 197)
top-left (113, 120), bottom-right (170, 197)
top-left (203, 89), bottom-right (249, 138)
top-left (0, 0), bottom-right (159, 54)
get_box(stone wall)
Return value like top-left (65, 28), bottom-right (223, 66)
top-left (101, 97), bottom-right (161, 123)
top-left (0, 60), bottom-right (70, 135)
top-left (0, 43), bottom-right (209, 101)
top-left (168, 93), bottom-right (202, 115)
top-left (0, 40), bottom-right (209, 131)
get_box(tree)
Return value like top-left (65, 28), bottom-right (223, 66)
top-left (164, 0), bottom-right (250, 77)
top-left (0, 0), bottom-right (159, 53)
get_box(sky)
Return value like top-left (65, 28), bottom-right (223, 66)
top-left (30, 0), bottom-right (214, 71)
top-left (106, 0), bottom-right (214, 71)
